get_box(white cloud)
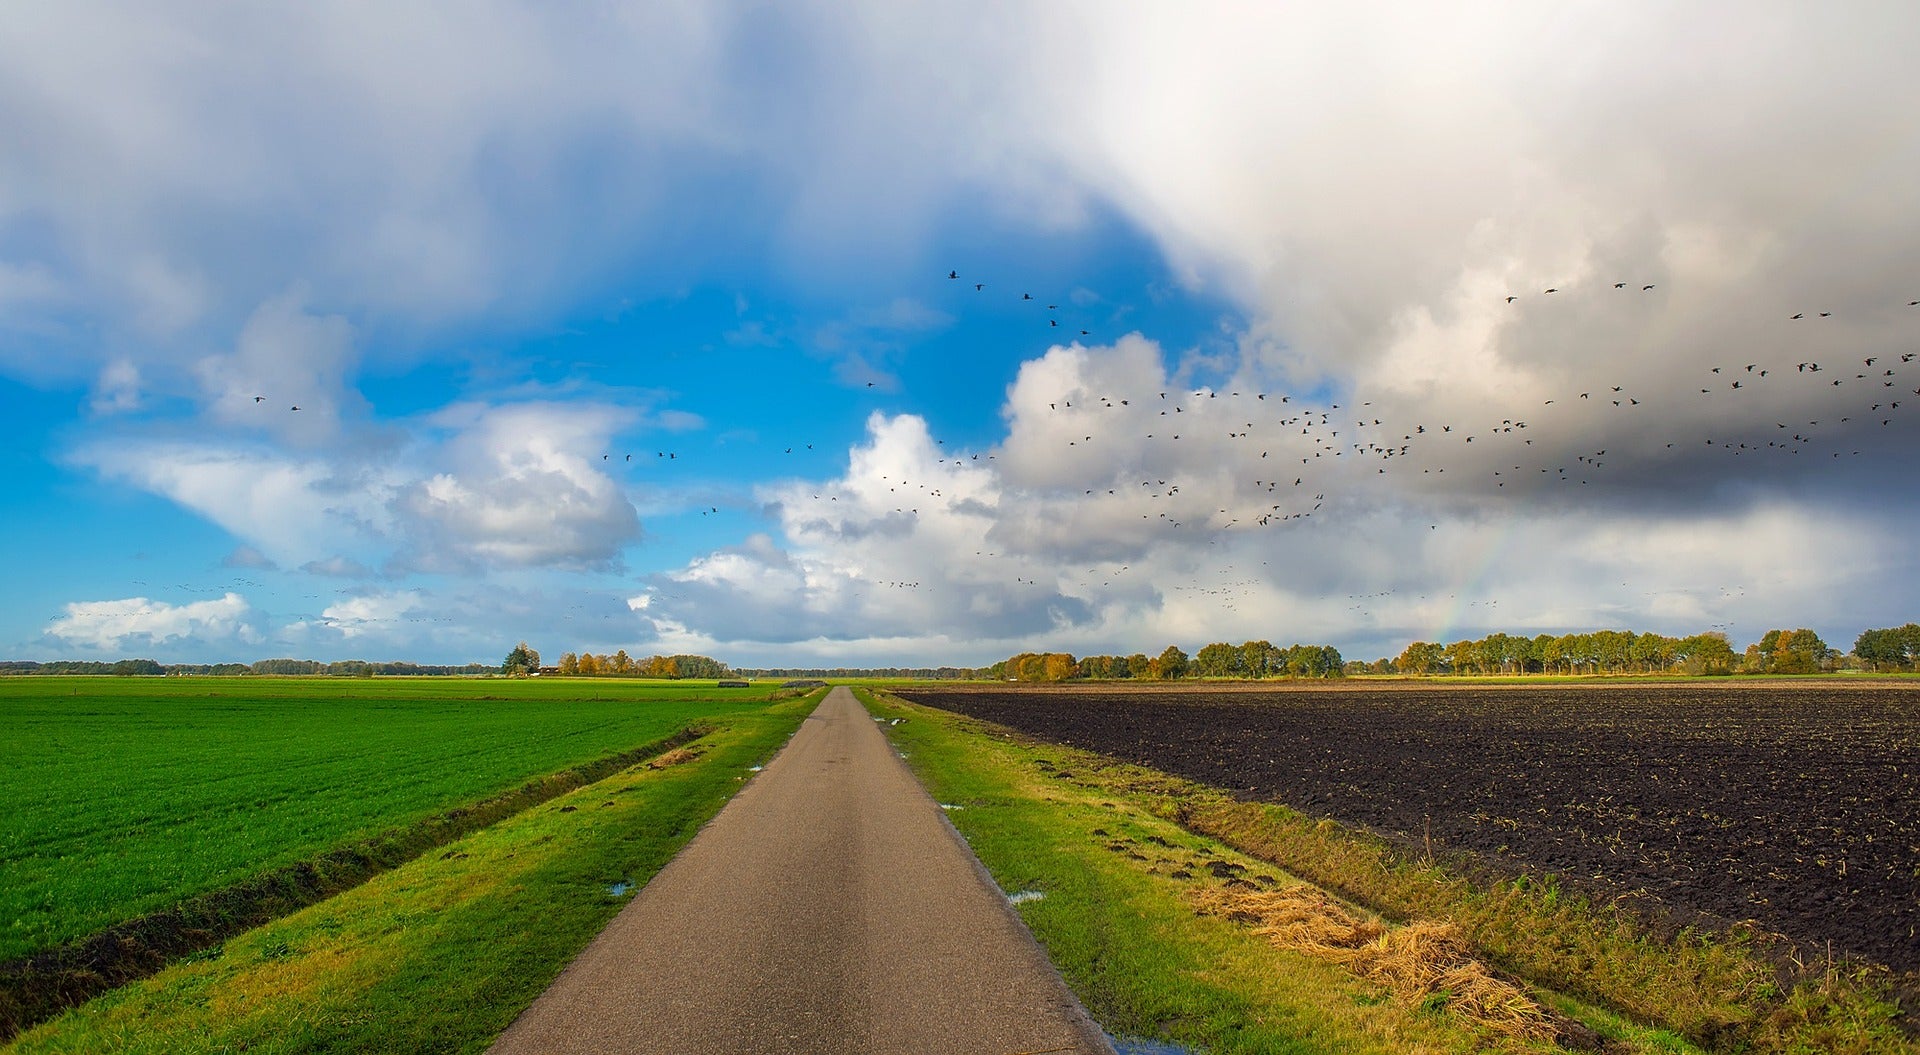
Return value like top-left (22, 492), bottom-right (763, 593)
top-left (196, 289), bottom-right (363, 446)
top-left (221, 544), bottom-right (277, 570)
top-left (318, 591), bottom-right (424, 640)
top-left (45, 593), bottom-right (259, 652)
top-left (89, 358), bottom-right (142, 414)
top-left (73, 440), bottom-right (398, 568)
top-left (396, 400), bottom-right (642, 571)
top-left (301, 555), bottom-right (375, 579)
top-left (636, 337), bottom-right (1914, 663)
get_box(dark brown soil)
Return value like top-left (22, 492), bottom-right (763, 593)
top-left (894, 683), bottom-right (1920, 974)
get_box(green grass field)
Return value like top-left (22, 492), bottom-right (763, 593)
top-left (7, 691), bottom-right (818, 1054)
top-left (0, 676), bottom-right (789, 963)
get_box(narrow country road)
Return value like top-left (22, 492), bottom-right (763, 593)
top-left (487, 686), bottom-right (1115, 1055)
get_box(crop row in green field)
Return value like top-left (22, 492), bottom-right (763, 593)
top-left (0, 677), bottom-right (789, 963)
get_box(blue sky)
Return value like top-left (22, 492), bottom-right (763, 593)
top-left (4, 4), bottom-right (1919, 667)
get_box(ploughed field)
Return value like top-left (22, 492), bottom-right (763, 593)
top-left (894, 683), bottom-right (1920, 973)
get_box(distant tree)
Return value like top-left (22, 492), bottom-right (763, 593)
top-left (1150, 645), bottom-right (1189, 680)
top-left (1396, 640), bottom-right (1443, 675)
top-left (1193, 642), bottom-right (1245, 679)
top-left (1630, 633), bottom-right (1675, 673)
top-left (1677, 632), bottom-right (1736, 675)
top-left (1041, 653), bottom-right (1078, 681)
top-left (1239, 640), bottom-right (1275, 678)
top-left (109, 658), bottom-right (165, 676)
top-left (252, 658), bottom-right (324, 675)
top-left (666, 654), bottom-right (730, 679)
top-left (558, 652), bottom-right (579, 675)
top-left (502, 641), bottom-right (540, 676)
top-left (1855, 623), bottom-right (1920, 670)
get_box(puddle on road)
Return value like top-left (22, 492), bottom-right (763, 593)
top-left (606, 880), bottom-right (633, 897)
top-left (1105, 1032), bottom-right (1201, 1055)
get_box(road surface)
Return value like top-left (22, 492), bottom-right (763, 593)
top-left (487, 686), bottom-right (1115, 1055)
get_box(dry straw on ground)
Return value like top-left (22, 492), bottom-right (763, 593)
top-left (645, 747), bottom-right (703, 769)
top-left (1193, 884), bottom-right (1555, 1042)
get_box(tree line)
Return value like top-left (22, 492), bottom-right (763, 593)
top-left (1381, 631), bottom-right (1743, 676)
top-left (989, 640), bottom-right (1346, 682)
top-left (1365, 626), bottom-right (1891, 676)
top-left (1853, 623), bottom-right (1920, 671)
top-left (551, 650), bottom-right (731, 679)
top-left (735, 667), bottom-right (979, 680)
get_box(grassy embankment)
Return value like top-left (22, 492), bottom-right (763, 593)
top-left (0, 677), bottom-right (812, 1044)
top-left (861, 688), bottom-right (1913, 1055)
top-left (4, 686), bottom-right (817, 1053)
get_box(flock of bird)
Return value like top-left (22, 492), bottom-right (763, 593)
top-left (734, 270), bottom-right (1920, 617)
top-left (231, 268), bottom-right (1917, 630)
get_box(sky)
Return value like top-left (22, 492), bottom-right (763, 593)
top-left (4, 2), bottom-right (1919, 668)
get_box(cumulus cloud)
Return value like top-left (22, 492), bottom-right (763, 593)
top-left (45, 593), bottom-right (259, 652)
top-left (636, 335), bottom-right (1920, 663)
top-left (0, 3), bottom-right (747, 363)
top-left (395, 400), bottom-right (643, 571)
top-left (74, 391), bottom-right (660, 577)
top-left (196, 289), bottom-right (364, 446)
top-left (73, 440), bottom-right (399, 568)
top-left (316, 591), bottom-right (424, 640)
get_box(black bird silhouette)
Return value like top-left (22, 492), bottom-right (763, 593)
top-left (947, 270), bottom-right (957, 279)
top-left (253, 395), bottom-right (265, 403)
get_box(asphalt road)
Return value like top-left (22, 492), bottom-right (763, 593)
top-left (487, 686), bottom-right (1115, 1055)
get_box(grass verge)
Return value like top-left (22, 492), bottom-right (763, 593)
top-left (3, 692), bottom-right (818, 1054)
top-left (863, 689), bottom-right (1913, 1054)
